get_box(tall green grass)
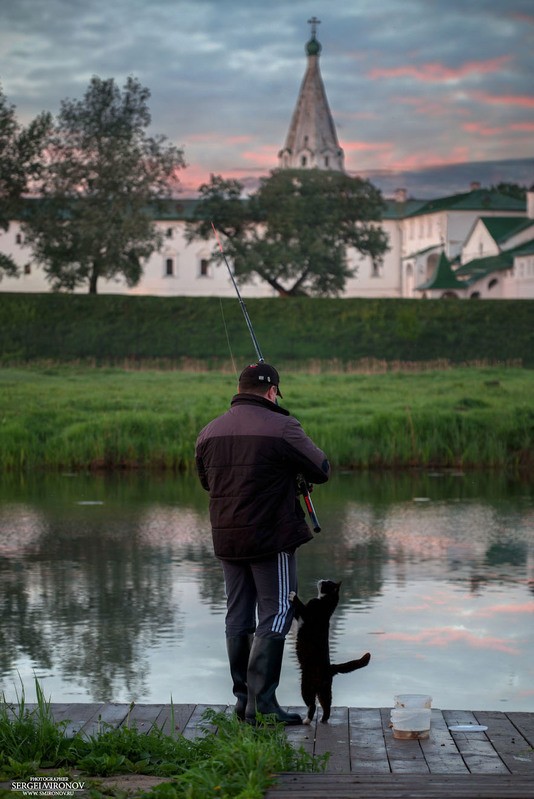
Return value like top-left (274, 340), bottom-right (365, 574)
top-left (1, 679), bottom-right (325, 796)
top-left (0, 366), bottom-right (532, 471)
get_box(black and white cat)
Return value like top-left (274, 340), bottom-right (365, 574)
top-left (289, 580), bottom-right (371, 724)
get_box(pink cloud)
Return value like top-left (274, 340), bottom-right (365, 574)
top-left (383, 627), bottom-right (519, 654)
top-left (368, 56), bottom-right (511, 83)
top-left (386, 148), bottom-right (471, 171)
top-left (471, 91), bottom-right (534, 108)
top-left (240, 145), bottom-right (278, 168)
top-left (463, 122), bottom-right (506, 136)
top-left (341, 140), bottom-right (392, 153)
top-left (398, 96), bottom-right (470, 118)
top-left (225, 135), bottom-right (253, 145)
top-left (463, 120), bottom-right (534, 136)
top-left (472, 602), bottom-right (534, 618)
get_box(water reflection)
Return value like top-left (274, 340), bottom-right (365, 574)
top-left (0, 471), bottom-right (532, 711)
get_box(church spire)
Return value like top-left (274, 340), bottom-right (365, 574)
top-left (278, 18), bottom-right (344, 172)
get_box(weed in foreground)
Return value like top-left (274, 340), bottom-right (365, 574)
top-left (1, 681), bottom-right (326, 798)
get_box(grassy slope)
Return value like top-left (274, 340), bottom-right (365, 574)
top-left (0, 365), bottom-right (532, 471)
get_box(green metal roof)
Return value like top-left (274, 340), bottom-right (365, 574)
top-left (480, 216), bottom-right (534, 244)
top-left (405, 189), bottom-right (525, 218)
top-left (382, 199), bottom-right (427, 219)
top-left (416, 252), bottom-right (466, 291)
top-left (456, 237), bottom-right (534, 285)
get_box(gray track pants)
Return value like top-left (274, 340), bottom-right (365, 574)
top-left (222, 551), bottom-right (297, 639)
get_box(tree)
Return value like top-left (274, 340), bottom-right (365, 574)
top-left (187, 168), bottom-right (389, 296)
top-left (22, 76), bottom-right (185, 293)
top-left (491, 182), bottom-right (527, 200)
top-left (0, 85), bottom-right (51, 279)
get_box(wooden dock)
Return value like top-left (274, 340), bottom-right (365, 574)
top-left (5, 703), bottom-right (534, 798)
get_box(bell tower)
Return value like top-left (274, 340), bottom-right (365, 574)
top-left (278, 18), bottom-right (344, 172)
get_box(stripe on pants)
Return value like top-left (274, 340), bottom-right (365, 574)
top-left (272, 551), bottom-right (290, 634)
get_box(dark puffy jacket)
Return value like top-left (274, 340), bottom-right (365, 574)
top-left (195, 393), bottom-right (330, 561)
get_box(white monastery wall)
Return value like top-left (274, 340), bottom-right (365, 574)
top-left (461, 220), bottom-right (501, 264)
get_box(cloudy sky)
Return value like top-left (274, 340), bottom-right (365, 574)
top-left (1, 0), bottom-right (533, 195)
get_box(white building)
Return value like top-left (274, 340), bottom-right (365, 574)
top-left (1, 20), bottom-right (533, 300)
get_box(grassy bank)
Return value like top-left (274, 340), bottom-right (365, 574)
top-left (0, 365), bottom-right (532, 472)
top-left (1, 293), bottom-right (533, 366)
top-left (0, 681), bottom-right (324, 798)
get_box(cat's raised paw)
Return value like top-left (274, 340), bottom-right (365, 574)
top-left (289, 591), bottom-right (297, 602)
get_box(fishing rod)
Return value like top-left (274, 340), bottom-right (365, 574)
top-left (211, 221), bottom-right (264, 364)
top-left (211, 221), bottom-right (321, 534)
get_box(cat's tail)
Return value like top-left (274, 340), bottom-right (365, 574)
top-left (330, 652), bottom-right (371, 676)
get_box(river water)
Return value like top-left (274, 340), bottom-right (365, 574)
top-left (0, 471), bottom-right (532, 712)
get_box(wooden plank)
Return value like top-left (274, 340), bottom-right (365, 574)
top-left (154, 703), bottom-right (196, 736)
top-left (182, 704), bottom-right (227, 740)
top-left (420, 709), bottom-right (469, 774)
top-left (349, 707), bottom-right (390, 774)
top-left (443, 710), bottom-right (510, 775)
top-left (78, 702), bottom-right (131, 738)
top-left (61, 703), bottom-right (105, 737)
top-left (312, 707), bottom-right (351, 773)
top-left (474, 711), bottom-right (534, 775)
top-left (508, 712), bottom-right (534, 748)
top-left (380, 707), bottom-right (430, 774)
top-left (283, 707), bottom-right (317, 761)
top-left (265, 772), bottom-right (534, 798)
top-left (119, 703), bottom-right (165, 733)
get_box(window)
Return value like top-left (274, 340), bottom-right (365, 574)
top-left (301, 156), bottom-right (307, 167)
top-left (371, 260), bottom-right (381, 278)
top-left (199, 258), bottom-right (210, 277)
top-left (165, 258), bottom-right (174, 276)
top-left (16, 233), bottom-right (22, 244)
top-left (24, 263), bottom-right (31, 275)
top-left (166, 228), bottom-right (173, 238)
top-left (488, 278), bottom-right (498, 290)
top-left (324, 156), bottom-right (329, 167)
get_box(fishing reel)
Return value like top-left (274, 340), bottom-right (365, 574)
top-left (296, 474), bottom-right (321, 533)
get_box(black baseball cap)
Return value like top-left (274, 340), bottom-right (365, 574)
top-left (239, 362), bottom-right (283, 397)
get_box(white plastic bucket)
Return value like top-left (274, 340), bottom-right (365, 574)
top-left (394, 694), bottom-right (432, 709)
top-left (391, 695), bottom-right (432, 739)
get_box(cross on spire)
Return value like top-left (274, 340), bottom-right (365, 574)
top-left (307, 16), bottom-right (321, 38)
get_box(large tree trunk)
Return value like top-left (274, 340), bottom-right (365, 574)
top-left (88, 265), bottom-right (98, 294)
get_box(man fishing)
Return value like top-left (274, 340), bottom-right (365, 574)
top-left (195, 362), bottom-right (330, 725)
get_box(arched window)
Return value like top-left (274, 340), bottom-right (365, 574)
top-left (301, 155), bottom-right (307, 167)
top-left (199, 258), bottom-right (210, 277)
top-left (324, 156), bottom-right (329, 168)
top-left (16, 233), bottom-right (22, 244)
top-left (488, 278), bottom-right (498, 290)
top-left (165, 258), bottom-right (174, 276)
